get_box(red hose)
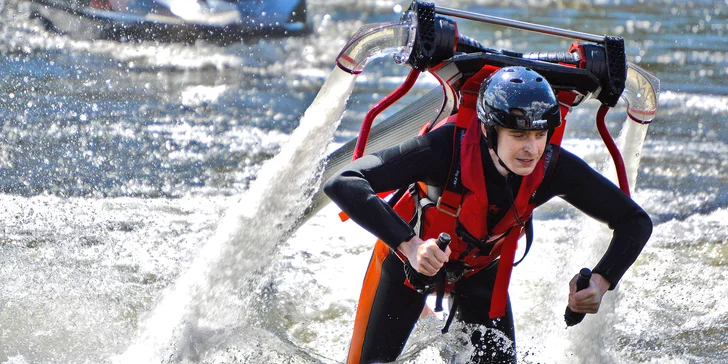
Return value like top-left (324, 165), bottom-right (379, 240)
top-left (352, 69), bottom-right (421, 160)
top-left (595, 105), bottom-right (631, 197)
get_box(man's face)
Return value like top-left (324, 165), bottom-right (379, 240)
top-left (487, 124), bottom-right (548, 176)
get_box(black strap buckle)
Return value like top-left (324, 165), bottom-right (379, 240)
top-left (455, 223), bottom-right (497, 256)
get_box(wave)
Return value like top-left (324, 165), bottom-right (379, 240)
top-left (659, 91), bottom-right (728, 112)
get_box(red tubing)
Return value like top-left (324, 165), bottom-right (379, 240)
top-left (352, 69), bottom-right (422, 160)
top-left (595, 105), bottom-right (631, 197)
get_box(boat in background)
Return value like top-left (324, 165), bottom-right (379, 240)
top-left (14, 0), bottom-right (311, 44)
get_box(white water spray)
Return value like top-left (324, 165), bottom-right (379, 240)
top-left (114, 67), bottom-right (357, 363)
top-left (564, 117), bottom-right (650, 364)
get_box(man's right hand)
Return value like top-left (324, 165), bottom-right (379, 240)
top-left (397, 236), bottom-right (451, 276)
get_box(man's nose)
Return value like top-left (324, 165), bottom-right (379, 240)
top-left (523, 137), bottom-right (537, 153)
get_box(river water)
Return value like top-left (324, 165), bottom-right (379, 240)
top-left (0, 0), bottom-right (726, 363)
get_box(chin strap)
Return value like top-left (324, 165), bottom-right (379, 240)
top-left (493, 147), bottom-right (517, 177)
top-left (497, 158), bottom-right (514, 176)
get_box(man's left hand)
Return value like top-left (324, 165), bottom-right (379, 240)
top-left (567, 273), bottom-right (611, 314)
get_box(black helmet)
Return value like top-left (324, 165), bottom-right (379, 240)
top-left (476, 66), bottom-right (561, 149)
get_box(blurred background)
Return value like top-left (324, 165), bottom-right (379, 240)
top-left (0, 0), bottom-right (726, 363)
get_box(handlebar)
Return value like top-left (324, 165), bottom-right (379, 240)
top-left (564, 268), bottom-right (592, 327)
top-left (403, 232), bottom-right (452, 295)
top-left (436, 232), bottom-right (451, 251)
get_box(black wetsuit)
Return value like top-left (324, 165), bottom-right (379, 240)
top-left (323, 123), bottom-right (652, 363)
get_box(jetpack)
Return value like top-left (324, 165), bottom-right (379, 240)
top-left (308, 0), bottom-right (660, 216)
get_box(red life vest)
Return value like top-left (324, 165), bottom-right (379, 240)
top-left (389, 65), bottom-right (573, 318)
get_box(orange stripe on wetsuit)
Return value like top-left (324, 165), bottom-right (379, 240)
top-left (346, 239), bottom-right (390, 364)
top-left (347, 188), bottom-right (417, 363)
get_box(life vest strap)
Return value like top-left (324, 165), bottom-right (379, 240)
top-left (436, 192), bottom-right (461, 217)
top-left (441, 296), bottom-right (459, 334)
top-left (455, 222), bottom-right (508, 257)
top-left (489, 228), bottom-right (521, 319)
top-left (436, 126), bottom-right (467, 217)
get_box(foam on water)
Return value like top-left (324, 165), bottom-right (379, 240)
top-left (611, 206), bottom-right (728, 363)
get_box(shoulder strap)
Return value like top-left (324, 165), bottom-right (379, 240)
top-left (436, 124), bottom-right (466, 217)
top-left (437, 67), bottom-right (499, 217)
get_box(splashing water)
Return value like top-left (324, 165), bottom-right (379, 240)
top-left (560, 117), bottom-right (650, 364)
top-left (113, 67), bottom-right (357, 363)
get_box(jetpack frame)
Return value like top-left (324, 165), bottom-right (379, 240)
top-left (331, 0), bottom-right (660, 198)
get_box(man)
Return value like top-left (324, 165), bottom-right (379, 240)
top-left (324, 66), bottom-right (652, 363)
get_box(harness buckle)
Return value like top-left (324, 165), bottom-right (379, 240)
top-left (436, 198), bottom-right (461, 217)
top-left (444, 261), bottom-right (472, 284)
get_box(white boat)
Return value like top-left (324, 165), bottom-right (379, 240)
top-left (14, 0), bottom-right (311, 43)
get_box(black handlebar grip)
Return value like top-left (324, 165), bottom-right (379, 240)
top-left (564, 268), bottom-right (592, 327)
top-left (436, 232), bottom-right (451, 251)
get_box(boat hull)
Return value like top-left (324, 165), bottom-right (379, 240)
top-left (21, 0), bottom-right (311, 43)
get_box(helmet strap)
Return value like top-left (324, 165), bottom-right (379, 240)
top-left (485, 124), bottom-right (516, 176)
top-left (496, 155), bottom-right (516, 176)
top-left (483, 123), bottom-right (498, 150)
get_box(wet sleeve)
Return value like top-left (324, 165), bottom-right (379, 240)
top-left (537, 149), bottom-right (653, 290)
top-left (323, 125), bottom-right (454, 250)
